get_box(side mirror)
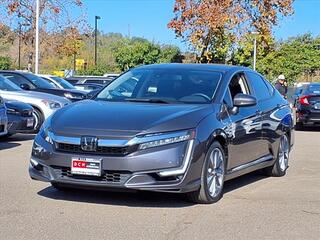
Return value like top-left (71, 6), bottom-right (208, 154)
top-left (233, 93), bottom-right (257, 107)
top-left (20, 84), bottom-right (31, 90)
top-left (229, 93), bottom-right (257, 115)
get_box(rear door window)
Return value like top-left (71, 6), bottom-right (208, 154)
top-left (245, 72), bottom-right (271, 101)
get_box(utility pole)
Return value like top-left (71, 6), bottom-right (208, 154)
top-left (94, 16), bottom-right (101, 66)
top-left (252, 31), bottom-right (259, 71)
top-left (18, 23), bottom-right (21, 69)
top-left (35, 0), bottom-right (40, 74)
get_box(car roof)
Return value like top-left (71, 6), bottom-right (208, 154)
top-left (135, 63), bottom-right (250, 73)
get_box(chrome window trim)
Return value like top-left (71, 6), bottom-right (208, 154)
top-left (50, 130), bottom-right (192, 147)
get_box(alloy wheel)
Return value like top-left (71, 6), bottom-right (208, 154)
top-left (278, 135), bottom-right (289, 172)
top-left (207, 148), bottom-right (225, 198)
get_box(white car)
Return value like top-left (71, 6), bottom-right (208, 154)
top-left (37, 74), bottom-right (78, 90)
top-left (0, 75), bottom-right (70, 131)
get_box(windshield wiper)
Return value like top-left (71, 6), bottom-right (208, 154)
top-left (125, 98), bottom-right (173, 104)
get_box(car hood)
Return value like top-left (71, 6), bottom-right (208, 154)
top-left (5, 100), bottom-right (33, 111)
top-left (0, 90), bottom-right (71, 104)
top-left (51, 100), bottom-right (215, 138)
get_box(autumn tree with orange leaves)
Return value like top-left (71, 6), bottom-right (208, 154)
top-left (0, 0), bottom-right (87, 69)
top-left (168, 0), bottom-right (294, 63)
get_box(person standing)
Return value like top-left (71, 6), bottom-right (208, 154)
top-left (275, 74), bottom-right (288, 98)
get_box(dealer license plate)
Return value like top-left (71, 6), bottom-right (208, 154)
top-left (27, 118), bottom-right (34, 127)
top-left (71, 157), bottom-right (102, 176)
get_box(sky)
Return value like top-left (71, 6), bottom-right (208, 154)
top-left (82, 0), bottom-right (320, 50)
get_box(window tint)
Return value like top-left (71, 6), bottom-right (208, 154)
top-left (246, 72), bottom-right (271, 101)
top-left (1, 73), bottom-right (36, 89)
top-left (264, 79), bottom-right (275, 95)
top-left (96, 69), bottom-right (222, 103)
top-left (229, 73), bottom-right (250, 99)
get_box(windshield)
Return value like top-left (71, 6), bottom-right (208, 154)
top-left (0, 75), bottom-right (22, 91)
top-left (51, 76), bottom-right (75, 89)
top-left (308, 85), bottom-right (320, 94)
top-left (24, 72), bottom-right (55, 89)
top-left (96, 68), bottom-right (222, 104)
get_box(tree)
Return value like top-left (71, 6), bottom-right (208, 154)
top-left (0, 0), bottom-right (87, 70)
top-left (0, 56), bottom-right (11, 69)
top-left (168, 0), bottom-right (294, 62)
top-left (257, 34), bottom-right (320, 84)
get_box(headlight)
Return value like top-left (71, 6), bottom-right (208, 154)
top-left (42, 100), bottom-right (62, 109)
top-left (64, 92), bottom-right (82, 99)
top-left (136, 130), bottom-right (195, 150)
top-left (7, 108), bottom-right (20, 115)
top-left (39, 116), bottom-right (53, 144)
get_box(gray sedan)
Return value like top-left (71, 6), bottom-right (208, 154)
top-left (0, 75), bottom-right (70, 132)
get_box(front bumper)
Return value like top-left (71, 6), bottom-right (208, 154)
top-left (0, 112), bottom-right (8, 136)
top-left (29, 134), bottom-right (202, 193)
top-left (7, 115), bottom-right (34, 134)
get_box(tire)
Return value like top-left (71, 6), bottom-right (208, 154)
top-left (32, 108), bottom-right (44, 133)
top-left (295, 122), bottom-right (303, 131)
top-left (186, 141), bottom-right (226, 204)
top-left (265, 134), bottom-right (290, 177)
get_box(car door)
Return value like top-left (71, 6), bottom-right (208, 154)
top-left (224, 72), bottom-right (265, 169)
top-left (245, 72), bottom-right (275, 157)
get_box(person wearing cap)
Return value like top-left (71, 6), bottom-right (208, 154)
top-left (275, 74), bottom-right (288, 98)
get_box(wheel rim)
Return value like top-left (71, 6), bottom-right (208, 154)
top-left (279, 135), bottom-right (289, 171)
top-left (207, 148), bottom-right (225, 198)
top-left (32, 112), bottom-right (39, 130)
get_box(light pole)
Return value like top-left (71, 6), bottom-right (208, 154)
top-left (252, 31), bottom-right (259, 71)
top-left (94, 15), bottom-right (101, 66)
top-left (35, 0), bottom-right (40, 74)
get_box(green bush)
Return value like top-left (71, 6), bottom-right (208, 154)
top-left (0, 56), bottom-right (11, 70)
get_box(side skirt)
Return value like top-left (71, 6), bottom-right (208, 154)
top-left (225, 155), bottom-right (274, 181)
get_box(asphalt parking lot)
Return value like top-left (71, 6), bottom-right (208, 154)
top-left (1, 129), bottom-right (319, 240)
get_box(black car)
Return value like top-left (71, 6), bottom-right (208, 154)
top-left (29, 64), bottom-right (294, 204)
top-left (295, 83), bottom-right (320, 129)
top-left (5, 101), bottom-right (34, 136)
top-left (0, 71), bottom-right (87, 102)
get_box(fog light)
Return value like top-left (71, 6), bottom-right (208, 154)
top-left (30, 158), bottom-right (39, 167)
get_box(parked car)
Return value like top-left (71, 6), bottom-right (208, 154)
top-left (38, 74), bottom-right (79, 90)
top-left (74, 83), bottom-right (104, 93)
top-left (5, 101), bottom-right (34, 136)
top-left (0, 71), bottom-right (86, 102)
top-left (0, 75), bottom-right (70, 132)
top-left (0, 95), bottom-right (8, 137)
top-left (65, 76), bottom-right (116, 86)
top-left (295, 83), bottom-right (320, 129)
top-left (29, 64), bottom-right (294, 204)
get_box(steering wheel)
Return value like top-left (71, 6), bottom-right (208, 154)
top-left (190, 93), bottom-right (211, 101)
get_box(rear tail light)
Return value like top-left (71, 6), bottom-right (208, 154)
top-left (299, 96), bottom-right (310, 105)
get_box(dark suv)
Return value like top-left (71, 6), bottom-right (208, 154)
top-left (29, 64), bottom-right (294, 204)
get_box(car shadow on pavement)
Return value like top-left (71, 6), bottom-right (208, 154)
top-left (37, 187), bottom-right (195, 208)
top-left (295, 126), bottom-right (320, 132)
top-left (37, 171), bottom-right (269, 208)
top-left (0, 134), bottom-right (35, 150)
top-left (0, 141), bottom-right (21, 150)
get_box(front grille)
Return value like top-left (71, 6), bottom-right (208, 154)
top-left (55, 142), bottom-right (137, 156)
top-left (51, 166), bottom-right (131, 184)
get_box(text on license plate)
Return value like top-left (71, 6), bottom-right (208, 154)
top-left (71, 158), bottom-right (101, 176)
top-left (27, 118), bottom-right (34, 127)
